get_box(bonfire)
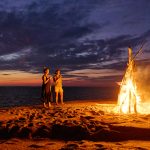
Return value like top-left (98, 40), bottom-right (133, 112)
top-left (118, 46), bottom-right (143, 114)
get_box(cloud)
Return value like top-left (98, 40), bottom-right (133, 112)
top-left (0, 48), bottom-right (31, 61)
top-left (0, 0), bottom-right (150, 86)
top-left (66, 69), bottom-right (123, 79)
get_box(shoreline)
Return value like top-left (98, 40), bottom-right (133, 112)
top-left (0, 99), bottom-right (117, 109)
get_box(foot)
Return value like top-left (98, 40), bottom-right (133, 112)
top-left (43, 103), bottom-right (47, 108)
top-left (48, 102), bottom-right (51, 108)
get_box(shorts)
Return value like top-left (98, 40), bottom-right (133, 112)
top-left (55, 86), bottom-right (63, 93)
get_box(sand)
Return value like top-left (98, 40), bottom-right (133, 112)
top-left (0, 100), bottom-right (150, 150)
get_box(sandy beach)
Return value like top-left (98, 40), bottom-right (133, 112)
top-left (0, 100), bottom-right (150, 150)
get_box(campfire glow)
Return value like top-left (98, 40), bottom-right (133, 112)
top-left (118, 47), bottom-right (141, 114)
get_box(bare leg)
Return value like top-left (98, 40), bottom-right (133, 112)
top-left (48, 102), bottom-right (51, 107)
top-left (60, 92), bottom-right (64, 104)
top-left (55, 92), bottom-right (58, 105)
top-left (43, 102), bottom-right (47, 108)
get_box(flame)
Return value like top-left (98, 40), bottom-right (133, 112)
top-left (117, 47), bottom-right (141, 114)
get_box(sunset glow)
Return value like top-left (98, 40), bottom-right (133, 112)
top-left (0, 70), bottom-right (41, 86)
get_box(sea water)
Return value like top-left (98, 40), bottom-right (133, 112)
top-left (0, 86), bottom-right (118, 107)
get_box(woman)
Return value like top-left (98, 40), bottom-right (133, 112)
top-left (41, 67), bottom-right (52, 108)
top-left (53, 69), bottom-right (64, 105)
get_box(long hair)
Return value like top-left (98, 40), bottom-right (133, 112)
top-left (43, 67), bottom-right (49, 73)
top-left (55, 69), bottom-right (60, 75)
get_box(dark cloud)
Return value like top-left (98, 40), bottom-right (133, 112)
top-left (0, 0), bottom-right (150, 84)
top-left (0, 31), bottom-right (149, 74)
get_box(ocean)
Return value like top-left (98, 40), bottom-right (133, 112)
top-left (0, 86), bottom-right (119, 107)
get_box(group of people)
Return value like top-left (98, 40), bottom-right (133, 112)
top-left (41, 67), bottom-right (64, 108)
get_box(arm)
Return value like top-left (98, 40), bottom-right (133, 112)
top-left (53, 75), bottom-right (59, 82)
top-left (54, 75), bottom-right (61, 82)
top-left (43, 76), bottom-right (50, 84)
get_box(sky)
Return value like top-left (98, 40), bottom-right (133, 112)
top-left (0, 0), bottom-right (150, 86)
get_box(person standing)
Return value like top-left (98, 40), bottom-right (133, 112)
top-left (53, 69), bottom-right (64, 105)
top-left (41, 67), bottom-right (52, 108)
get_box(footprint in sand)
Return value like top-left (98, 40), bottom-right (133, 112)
top-left (60, 143), bottom-right (79, 150)
top-left (95, 144), bottom-right (106, 150)
top-left (9, 125), bottom-right (20, 136)
top-left (29, 114), bottom-right (35, 121)
top-left (36, 115), bottom-right (43, 119)
top-left (18, 127), bottom-right (31, 138)
top-left (7, 120), bottom-right (13, 124)
top-left (18, 117), bottom-right (26, 121)
top-left (46, 142), bottom-right (55, 145)
top-left (28, 144), bottom-right (45, 148)
top-left (28, 123), bottom-right (33, 127)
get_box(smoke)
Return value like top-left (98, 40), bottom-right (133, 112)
top-left (135, 65), bottom-right (150, 102)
